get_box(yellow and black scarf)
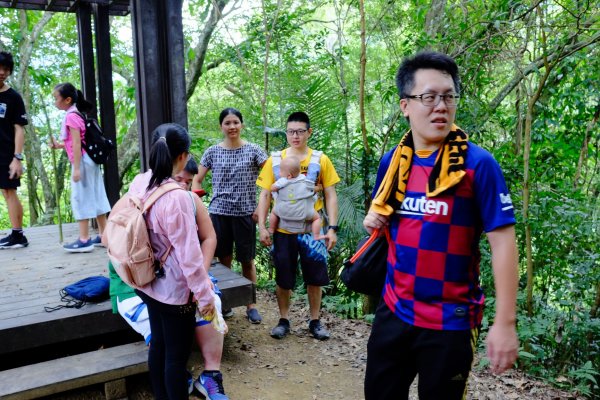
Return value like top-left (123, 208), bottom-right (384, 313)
top-left (370, 125), bottom-right (469, 216)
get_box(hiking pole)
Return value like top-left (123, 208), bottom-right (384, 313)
top-left (49, 135), bottom-right (63, 243)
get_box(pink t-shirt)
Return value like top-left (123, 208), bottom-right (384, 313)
top-left (127, 171), bottom-right (213, 307)
top-left (60, 105), bottom-right (86, 162)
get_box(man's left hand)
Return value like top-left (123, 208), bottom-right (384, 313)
top-left (324, 229), bottom-right (337, 251)
top-left (486, 322), bottom-right (519, 375)
top-left (8, 158), bottom-right (23, 179)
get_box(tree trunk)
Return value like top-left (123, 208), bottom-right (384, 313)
top-left (14, 11), bottom-right (54, 225)
top-left (185, 0), bottom-right (230, 100)
top-left (260, 0), bottom-right (282, 151)
top-left (424, 0), bottom-right (447, 40)
top-left (524, 6), bottom-right (556, 317)
top-left (574, 103), bottom-right (599, 189)
top-left (333, 0), bottom-right (352, 185)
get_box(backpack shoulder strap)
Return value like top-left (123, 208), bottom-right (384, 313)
top-left (271, 151), bottom-right (282, 166)
top-left (68, 110), bottom-right (86, 122)
top-left (310, 150), bottom-right (323, 160)
top-left (271, 150), bottom-right (283, 180)
top-left (142, 182), bottom-right (182, 212)
top-left (306, 150), bottom-right (323, 183)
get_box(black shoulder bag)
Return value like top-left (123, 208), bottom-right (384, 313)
top-left (341, 228), bottom-right (389, 296)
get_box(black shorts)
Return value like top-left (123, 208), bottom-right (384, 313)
top-left (272, 232), bottom-right (329, 290)
top-left (210, 214), bottom-right (256, 263)
top-left (364, 302), bottom-right (479, 400)
top-left (0, 164), bottom-right (20, 190)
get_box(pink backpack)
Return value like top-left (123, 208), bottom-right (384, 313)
top-left (104, 182), bottom-right (183, 289)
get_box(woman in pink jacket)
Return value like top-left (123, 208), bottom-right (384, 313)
top-left (127, 123), bottom-right (214, 399)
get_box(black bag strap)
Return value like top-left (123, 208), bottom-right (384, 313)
top-left (44, 289), bottom-right (86, 312)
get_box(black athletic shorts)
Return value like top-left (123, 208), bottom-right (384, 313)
top-left (272, 232), bottom-right (329, 290)
top-left (210, 214), bottom-right (256, 263)
top-left (365, 301), bottom-right (479, 400)
top-left (0, 164), bottom-right (20, 189)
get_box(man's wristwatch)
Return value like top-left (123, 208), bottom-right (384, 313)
top-left (13, 153), bottom-right (24, 161)
top-left (328, 225), bottom-right (339, 232)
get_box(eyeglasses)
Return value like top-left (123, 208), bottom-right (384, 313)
top-left (405, 93), bottom-right (460, 107)
top-left (285, 129), bottom-right (308, 137)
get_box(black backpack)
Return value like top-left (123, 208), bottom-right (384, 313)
top-left (74, 111), bottom-right (115, 164)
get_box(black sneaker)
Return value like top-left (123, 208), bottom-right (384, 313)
top-left (309, 319), bottom-right (330, 340)
top-left (270, 318), bottom-right (290, 339)
top-left (0, 232), bottom-right (29, 249)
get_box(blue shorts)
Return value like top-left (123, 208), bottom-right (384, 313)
top-left (272, 232), bottom-right (329, 290)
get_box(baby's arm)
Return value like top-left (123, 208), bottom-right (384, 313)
top-left (272, 177), bottom-right (289, 192)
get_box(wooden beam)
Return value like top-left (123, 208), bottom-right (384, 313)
top-left (68, 0), bottom-right (80, 13)
top-left (0, 342), bottom-right (148, 400)
top-left (131, 0), bottom-right (188, 170)
top-left (75, 2), bottom-right (97, 115)
top-left (46, 0), bottom-right (58, 11)
top-left (93, 3), bottom-right (120, 205)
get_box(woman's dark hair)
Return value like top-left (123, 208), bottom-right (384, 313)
top-left (147, 123), bottom-right (191, 189)
top-left (0, 51), bottom-right (15, 73)
top-left (395, 51), bottom-right (461, 99)
top-left (219, 108), bottom-right (243, 125)
top-left (53, 82), bottom-right (95, 114)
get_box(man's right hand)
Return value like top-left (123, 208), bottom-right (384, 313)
top-left (259, 227), bottom-right (272, 247)
top-left (363, 211), bottom-right (390, 234)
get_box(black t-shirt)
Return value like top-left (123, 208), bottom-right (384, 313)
top-left (0, 87), bottom-right (28, 164)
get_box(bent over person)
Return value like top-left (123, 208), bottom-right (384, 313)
top-left (363, 52), bottom-right (519, 399)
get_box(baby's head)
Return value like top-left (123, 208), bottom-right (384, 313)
top-left (280, 156), bottom-right (301, 178)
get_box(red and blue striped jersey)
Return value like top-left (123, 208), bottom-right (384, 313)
top-left (372, 143), bottom-right (516, 330)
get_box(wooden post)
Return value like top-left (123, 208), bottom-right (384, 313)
top-left (131, 0), bottom-right (188, 171)
top-left (76, 3), bottom-right (97, 114)
top-left (94, 4), bottom-right (120, 205)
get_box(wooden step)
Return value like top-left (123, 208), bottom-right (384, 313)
top-left (0, 341), bottom-right (148, 400)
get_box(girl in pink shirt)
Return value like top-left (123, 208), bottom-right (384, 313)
top-left (50, 83), bottom-right (110, 253)
top-left (128, 123), bottom-right (215, 399)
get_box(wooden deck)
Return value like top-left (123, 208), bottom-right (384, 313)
top-left (0, 223), bottom-right (255, 358)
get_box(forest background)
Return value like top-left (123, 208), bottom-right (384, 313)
top-left (0, 0), bottom-right (598, 397)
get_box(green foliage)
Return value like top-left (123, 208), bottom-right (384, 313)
top-left (1, 1), bottom-right (599, 396)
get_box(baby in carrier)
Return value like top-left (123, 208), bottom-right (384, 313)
top-left (268, 156), bottom-right (323, 239)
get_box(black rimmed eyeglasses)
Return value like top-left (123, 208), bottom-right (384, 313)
top-left (405, 93), bottom-right (460, 107)
top-left (285, 129), bottom-right (308, 137)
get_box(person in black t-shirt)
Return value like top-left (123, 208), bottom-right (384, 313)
top-left (0, 51), bottom-right (28, 249)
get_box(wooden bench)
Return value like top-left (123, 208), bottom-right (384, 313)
top-left (0, 341), bottom-right (148, 400)
top-left (0, 224), bottom-right (255, 399)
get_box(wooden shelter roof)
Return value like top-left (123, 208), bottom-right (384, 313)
top-left (0, 0), bottom-right (130, 16)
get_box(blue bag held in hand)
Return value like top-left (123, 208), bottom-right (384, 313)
top-left (45, 276), bottom-right (110, 312)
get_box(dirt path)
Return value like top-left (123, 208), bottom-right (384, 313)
top-left (50, 291), bottom-right (582, 400)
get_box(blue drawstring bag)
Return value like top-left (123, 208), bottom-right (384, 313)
top-left (45, 276), bottom-right (110, 312)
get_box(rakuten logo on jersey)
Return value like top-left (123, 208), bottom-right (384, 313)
top-left (500, 193), bottom-right (513, 211)
top-left (397, 196), bottom-right (449, 216)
